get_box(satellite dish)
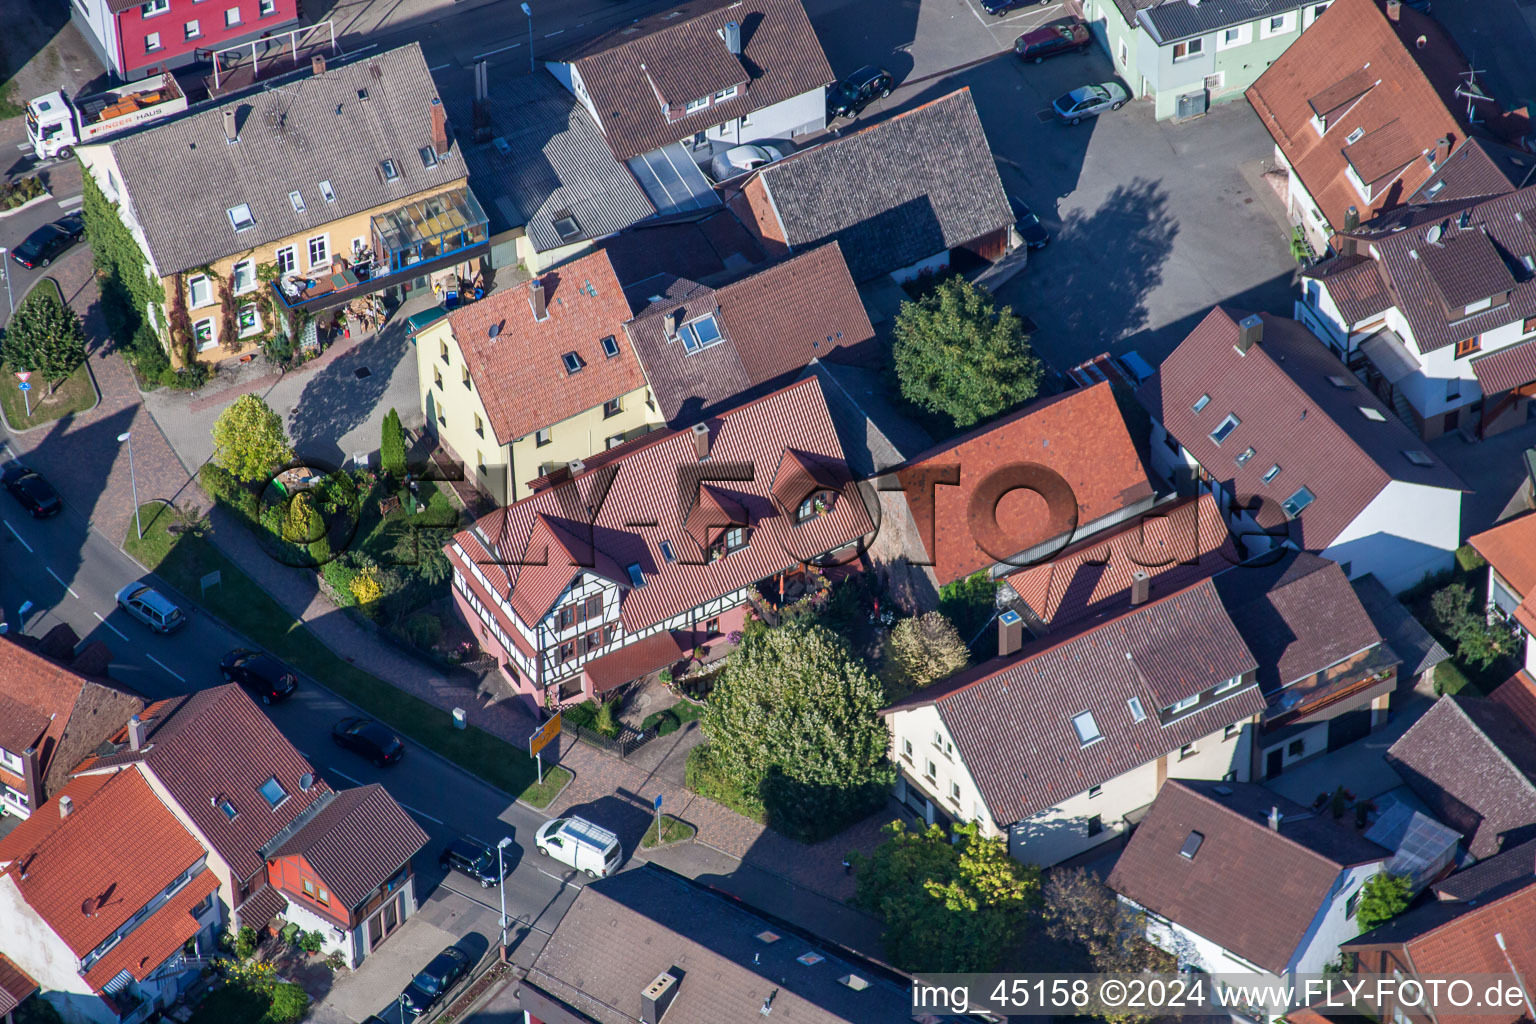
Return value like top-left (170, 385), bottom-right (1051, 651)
top-left (1426, 224), bottom-right (1443, 244)
top-left (488, 323), bottom-right (500, 339)
top-left (299, 772), bottom-right (315, 791)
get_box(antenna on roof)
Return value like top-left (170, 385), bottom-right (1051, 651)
top-left (1458, 65), bottom-right (1491, 125)
top-left (1426, 224), bottom-right (1443, 245)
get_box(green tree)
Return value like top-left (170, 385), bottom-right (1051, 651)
top-left (1430, 582), bottom-right (1518, 670)
top-left (265, 982), bottom-right (310, 1024)
top-left (937, 571), bottom-right (999, 648)
top-left (701, 623), bottom-right (894, 841)
top-left (212, 394), bottom-right (294, 483)
top-left (2, 284), bottom-right (86, 394)
top-left (380, 407), bottom-right (407, 478)
top-left (852, 821), bottom-right (1038, 972)
top-left (1041, 868), bottom-right (1173, 1024)
top-left (893, 276), bottom-right (1041, 429)
top-left (1356, 872), bottom-right (1413, 932)
top-left (881, 612), bottom-right (970, 701)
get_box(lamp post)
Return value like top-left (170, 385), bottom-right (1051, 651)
top-left (521, 3), bottom-right (534, 75)
top-left (0, 248), bottom-right (13, 320)
top-left (117, 431), bottom-right (142, 540)
top-left (497, 836), bottom-right (513, 961)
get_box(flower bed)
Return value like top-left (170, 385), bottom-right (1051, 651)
top-left (0, 176), bottom-right (46, 211)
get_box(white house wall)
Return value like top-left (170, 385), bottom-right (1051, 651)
top-left (68, 0), bottom-right (120, 78)
top-left (1323, 479), bottom-right (1460, 593)
top-left (0, 874), bottom-right (107, 1024)
top-left (1295, 862), bottom-right (1380, 975)
top-left (887, 705), bottom-right (994, 835)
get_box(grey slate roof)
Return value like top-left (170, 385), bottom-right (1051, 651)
top-left (450, 72), bottom-right (653, 250)
top-left (1350, 573), bottom-right (1450, 677)
top-left (1140, 0), bottom-right (1310, 45)
top-left (102, 44), bottom-right (465, 276)
top-left (524, 865), bottom-right (916, 1024)
top-left (752, 88), bottom-right (1012, 281)
top-left (1432, 836), bottom-right (1536, 901)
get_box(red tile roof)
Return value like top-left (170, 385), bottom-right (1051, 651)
top-left (1109, 780), bottom-right (1390, 974)
top-left (452, 376), bottom-right (873, 637)
top-left (447, 250), bottom-right (642, 445)
top-left (0, 955), bottom-right (37, 1016)
top-left (82, 870), bottom-right (218, 990)
top-left (896, 381), bottom-right (1153, 585)
top-left (1301, 252), bottom-right (1393, 325)
top-left (889, 580), bottom-right (1262, 825)
top-left (1470, 510), bottom-right (1536, 595)
top-left (1004, 493), bottom-right (1237, 631)
top-left (1140, 309), bottom-right (1463, 552)
top-left (3, 769), bottom-right (204, 958)
top-left (1472, 338), bottom-right (1536, 397)
top-left (75, 685), bottom-right (333, 886)
top-left (270, 784), bottom-right (427, 910)
top-left (1245, 0), bottom-right (1479, 234)
top-left (0, 772), bottom-right (113, 865)
top-left (557, 0), bottom-right (833, 162)
top-left (583, 631), bottom-right (687, 693)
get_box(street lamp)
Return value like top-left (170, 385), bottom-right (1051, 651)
top-left (0, 248), bottom-right (13, 320)
top-left (497, 836), bottom-right (513, 961)
top-left (117, 431), bottom-right (142, 540)
top-left (521, 3), bottom-right (534, 75)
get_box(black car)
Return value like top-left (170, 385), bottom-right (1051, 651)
top-left (439, 837), bottom-right (512, 888)
top-left (827, 66), bottom-right (893, 120)
top-left (11, 222), bottom-right (76, 270)
top-left (220, 648), bottom-right (298, 704)
top-left (982, 0), bottom-right (1051, 13)
top-left (1008, 194), bottom-right (1050, 249)
top-left (2, 465), bottom-right (62, 518)
top-left (399, 946), bottom-right (471, 1017)
top-left (332, 716), bottom-right (405, 766)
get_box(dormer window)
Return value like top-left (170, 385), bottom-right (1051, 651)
top-left (714, 85), bottom-right (738, 102)
top-left (707, 527), bottom-right (749, 562)
top-left (1345, 126), bottom-right (1364, 145)
top-left (1168, 694), bottom-right (1199, 715)
top-left (685, 97), bottom-right (710, 114)
top-left (796, 491), bottom-right (834, 522)
top-left (1463, 296), bottom-right (1493, 315)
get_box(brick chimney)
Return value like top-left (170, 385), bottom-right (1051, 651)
top-left (1435, 135), bottom-right (1452, 166)
top-left (529, 278), bottom-right (547, 321)
top-left (1342, 205), bottom-right (1360, 258)
top-left (691, 422), bottom-right (711, 460)
top-left (311, 54), bottom-right (326, 76)
top-left (663, 311), bottom-right (679, 338)
top-left (998, 609), bottom-right (1023, 658)
top-left (430, 98), bottom-right (450, 155)
top-left (222, 108), bottom-right (238, 144)
top-left (1386, 0), bottom-right (1401, 21)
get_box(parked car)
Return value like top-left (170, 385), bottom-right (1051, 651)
top-left (114, 582), bottom-right (187, 633)
top-left (827, 66), bottom-right (893, 120)
top-left (219, 648), bottom-right (298, 704)
top-left (536, 816), bottom-right (622, 878)
top-left (11, 222), bottom-right (76, 269)
top-left (983, 0), bottom-right (1052, 13)
top-left (53, 213), bottom-right (84, 243)
top-left (439, 837), bottom-right (513, 888)
top-left (1008, 194), bottom-right (1050, 249)
top-left (710, 143), bottom-right (785, 182)
top-left (2, 465), bottom-right (62, 518)
top-left (399, 946), bottom-right (471, 1017)
top-left (1015, 19), bottom-right (1092, 62)
top-left (1053, 82), bottom-right (1129, 124)
top-left (331, 716), bottom-right (405, 766)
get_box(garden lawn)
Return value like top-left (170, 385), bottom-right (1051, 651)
top-left (641, 814), bottom-right (696, 848)
top-left (641, 700), bottom-right (704, 736)
top-left (519, 766), bottom-right (572, 809)
top-left (125, 504), bottom-right (546, 799)
top-left (0, 359), bottom-right (96, 429)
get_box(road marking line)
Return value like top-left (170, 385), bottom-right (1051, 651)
top-left (3, 520), bottom-right (34, 553)
top-left (471, 41), bottom-right (522, 60)
top-left (438, 883), bottom-right (555, 935)
top-left (45, 567), bottom-right (80, 598)
top-left (399, 801), bottom-right (445, 825)
top-left (55, 194), bottom-right (84, 210)
top-left (326, 765), bottom-right (363, 785)
top-left (147, 654), bottom-right (186, 683)
top-left (543, 28), bottom-right (564, 37)
top-left (537, 866), bottom-right (579, 885)
top-left (94, 612), bottom-right (130, 641)
top-left (428, 63), bottom-right (451, 71)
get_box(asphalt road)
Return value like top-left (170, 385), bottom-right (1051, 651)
top-left (0, 454), bottom-right (584, 981)
top-left (0, 160), bottom-right (84, 328)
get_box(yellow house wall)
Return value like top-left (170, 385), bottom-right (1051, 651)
top-left (416, 317), bottom-right (664, 504)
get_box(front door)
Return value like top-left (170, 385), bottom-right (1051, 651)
top-left (1266, 747), bottom-right (1283, 778)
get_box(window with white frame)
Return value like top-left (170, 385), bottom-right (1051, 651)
top-left (1261, 12), bottom-right (1295, 37)
top-left (227, 203), bottom-right (255, 232)
top-left (187, 274), bottom-right (213, 308)
top-left (0, 747), bottom-right (22, 773)
top-left (193, 318), bottom-right (217, 351)
top-left (184, 19), bottom-right (200, 39)
top-left (1217, 24), bottom-right (1250, 49)
top-left (318, 180), bottom-right (335, 202)
top-left (1209, 413), bottom-right (1240, 444)
top-left (1172, 38), bottom-right (1203, 62)
top-left (238, 304), bottom-right (261, 336)
top-left (685, 97), bottom-right (709, 114)
top-left (275, 246), bottom-right (296, 275)
top-left (225, 6), bottom-right (241, 26)
top-left (141, 0), bottom-right (168, 14)
top-left (145, 32), bottom-right (162, 51)
top-left (924, 759), bottom-right (937, 780)
top-left (232, 259), bottom-right (256, 294)
top-left (1214, 676), bottom-right (1242, 694)
top-left (713, 86), bottom-right (738, 102)
top-left (1169, 694), bottom-right (1199, 714)
top-left (307, 234), bottom-right (329, 269)
top-left (259, 0), bottom-right (276, 13)
top-left (1117, 39), bottom-right (1128, 65)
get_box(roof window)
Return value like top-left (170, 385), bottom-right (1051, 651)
top-left (259, 776), bottom-right (288, 809)
top-left (601, 335), bottom-right (620, 358)
top-left (289, 190), bottom-right (306, 213)
top-left (553, 215), bottom-right (581, 241)
top-left (756, 931), bottom-right (781, 943)
top-left (1192, 393), bottom-right (1211, 413)
top-left (1282, 486), bottom-right (1316, 518)
top-left (1263, 463), bottom-right (1282, 484)
top-left (680, 314), bottom-right (724, 353)
top-left (1072, 711), bottom-right (1102, 747)
top-left (419, 145), bottom-right (438, 168)
top-left (1403, 450), bottom-right (1434, 466)
top-left (626, 563), bottom-right (645, 587)
top-left (227, 203), bottom-right (255, 232)
top-left (1127, 697), bottom-right (1146, 723)
top-left (1358, 406), bottom-right (1386, 422)
top-left (659, 540), bottom-right (676, 563)
top-left (381, 159), bottom-right (399, 181)
top-left (1346, 126), bottom-right (1364, 145)
top-left (796, 952), bottom-right (824, 966)
top-left (217, 797), bottom-right (238, 820)
top-left (1327, 374), bottom-right (1355, 389)
top-left (1209, 413), bottom-right (1240, 445)
top-left (319, 180), bottom-right (335, 202)
top-left (562, 352), bottom-right (585, 375)
top-left (838, 975), bottom-right (870, 991)
top-left (1179, 830), bottom-right (1205, 859)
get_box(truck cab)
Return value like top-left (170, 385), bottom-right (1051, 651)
top-left (26, 92), bottom-right (76, 161)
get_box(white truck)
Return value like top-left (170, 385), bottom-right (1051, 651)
top-left (26, 73), bottom-right (187, 161)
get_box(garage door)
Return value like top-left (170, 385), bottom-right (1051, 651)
top-left (1327, 709), bottom-right (1372, 752)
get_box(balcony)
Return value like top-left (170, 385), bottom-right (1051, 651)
top-left (1261, 644), bottom-right (1401, 729)
top-left (271, 186), bottom-right (490, 314)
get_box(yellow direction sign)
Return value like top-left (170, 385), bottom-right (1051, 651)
top-left (529, 713), bottom-right (562, 757)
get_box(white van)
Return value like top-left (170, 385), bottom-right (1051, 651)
top-left (535, 816), bottom-right (622, 878)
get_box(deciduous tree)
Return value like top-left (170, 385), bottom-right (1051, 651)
top-left (893, 276), bottom-right (1041, 429)
top-left (211, 394), bottom-right (294, 483)
top-left (2, 284), bottom-right (86, 394)
top-left (1356, 872), bottom-right (1412, 932)
top-left (852, 821), bottom-right (1038, 972)
top-left (1430, 582), bottom-right (1518, 670)
top-left (881, 611), bottom-right (969, 700)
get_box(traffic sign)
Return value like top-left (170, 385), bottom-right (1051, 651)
top-left (14, 371), bottom-right (30, 382)
top-left (653, 793), bottom-right (664, 812)
top-left (17, 382), bottom-right (30, 392)
top-left (529, 712), bottom-right (562, 757)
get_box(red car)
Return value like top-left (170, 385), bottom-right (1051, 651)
top-left (1015, 19), bottom-right (1093, 63)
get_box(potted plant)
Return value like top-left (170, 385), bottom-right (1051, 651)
top-left (813, 496), bottom-right (830, 516)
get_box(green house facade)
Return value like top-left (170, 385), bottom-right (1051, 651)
top-left (1082, 0), bottom-right (1337, 120)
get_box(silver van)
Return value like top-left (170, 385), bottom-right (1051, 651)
top-left (535, 816), bottom-right (621, 878)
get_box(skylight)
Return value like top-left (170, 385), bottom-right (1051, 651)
top-left (554, 215), bottom-right (581, 241)
top-left (319, 179), bottom-right (335, 202)
top-left (562, 352), bottom-right (585, 375)
top-left (1127, 697), bottom-right (1146, 723)
top-left (227, 203), bottom-right (255, 232)
top-left (838, 975), bottom-right (870, 991)
top-left (1327, 375), bottom-right (1355, 389)
top-left (797, 952), bottom-right (824, 966)
top-left (259, 777), bottom-right (287, 809)
top-left (381, 159), bottom-right (399, 181)
top-left (680, 315), bottom-right (724, 354)
top-left (218, 798), bottom-right (238, 820)
top-left (419, 145), bottom-right (438, 168)
top-left (1263, 464), bottom-right (1282, 484)
top-left (1235, 446), bottom-right (1256, 467)
top-left (1282, 486), bottom-right (1316, 518)
top-left (626, 563), bottom-right (645, 587)
top-left (1403, 450), bottom-right (1434, 466)
top-left (289, 190), bottom-right (306, 213)
top-left (659, 540), bottom-right (676, 563)
top-left (1072, 711), bottom-right (1102, 746)
top-left (1209, 413), bottom-right (1240, 445)
top-left (756, 931), bottom-right (780, 943)
top-left (1358, 406), bottom-right (1386, 422)
top-left (1179, 830), bottom-right (1205, 859)
top-left (601, 335), bottom-right (620, 358)
top-left (1192, 393), bottom-right (1211, 414)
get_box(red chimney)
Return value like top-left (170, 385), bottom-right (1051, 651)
top-left (430, 98), bottom-right (450, 156)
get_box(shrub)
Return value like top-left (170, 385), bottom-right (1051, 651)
top-left (235, 925), bottom-right (258, 960)
top-left (299, 930), bottom-right (324, 954)
top-left (1356, 872), bottom-right (1413, 931)
top-left (881, 612), bottom-right (969, 700)
top-left (350, 568), bottom-right (386, 612)
top-left (937, 571), bottom-right (1000, 648)
top-left (320, 558), bottom-right (358, 606)
top-left (380, 408), bottom-right (407, 478)
top-left (265, 982), bottom-right (310, 1024)
top-left (1455, 544), bottom-right (1487, 573)
top-left (401, 612), bottom-right (444, 649)
top-left (594, 699), bottom-right (618, 738)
